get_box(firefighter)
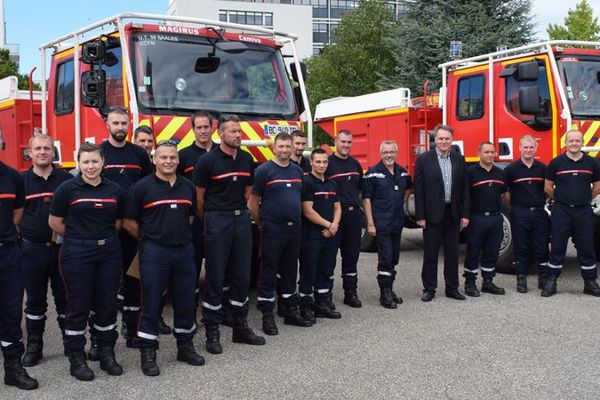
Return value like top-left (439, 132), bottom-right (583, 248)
top-left (363, 140), bottom-right (413, 309)
top-left (124, 141), bottom-right (204, 377)
top-left (20, 135), bottom-right (72, 367)
top-left (0, 158), bottom-right (38, 390)
top-left (249, 132), bottom-right (313, 335)
top-left (504, 135), bottom-right (549, 293)
top-left (177, 111), bottom-right (218, 321)
top-left (463, 142), bottom-right (507, 297)
top-left (299, 148), bottom-right (342, 320)
top-left (133, 125), bottom-right (155, 157)
top-left (325, 129), bottom-right (363, 308)
top-left (290, 129), bottom-right (311, 174)
top-left (49, 143), bottom-right (124, 381)
top-left (100, 106), bottom-right (152, 354)
top-left (543, 129), bottom-right (600, 297)
top-left (193, 115), bottom-right (265, 354)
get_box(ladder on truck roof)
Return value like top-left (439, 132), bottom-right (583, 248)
top-left (438, 40), bottom-right (600, 149)
top-left (38, 12), bottom-right (312, 150)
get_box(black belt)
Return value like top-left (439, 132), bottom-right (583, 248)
top-left (22, 238), bottom-right (58, 247)
top-left (207, 209), bottom-right (247, 216)
top-left (0, 240), bottom-right (17, 247)
top-left (343, 205), bottom-right (359, 211)
top-left (514, 205), bottom-right (544, 211)
top-left (64, 235), bottom-right (117, 246)
top-left (474, 211), bottom-right (500, 216)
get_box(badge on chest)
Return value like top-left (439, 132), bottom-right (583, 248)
top-left (170, 204), bottom-right (177, 209)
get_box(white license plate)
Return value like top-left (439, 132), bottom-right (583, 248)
top-left (263, 125), bottom-right (297, 136)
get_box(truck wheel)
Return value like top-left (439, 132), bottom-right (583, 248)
top-left (360, 225), bottom-right (377, 252)
top-left (495, 212), bottom-right (515, 274)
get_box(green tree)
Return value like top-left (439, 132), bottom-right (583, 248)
top-left (0, 48), bottom-right (40, 90)
top-left (305, 0), bottom-right (396, 145)
top-left (547, 0), bottom-right (600, 41)
top-left (380, 0), bottom-right (535, 95)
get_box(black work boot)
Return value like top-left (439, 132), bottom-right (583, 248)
top-left (325, 292), bottom-right (337, 311)
top-left (313, 298), bottom-right (343, 318)
top-left (88, 335), bottom-right (99, 361)
top-left (464, 278), bottom-right (480, 297)
top-left (3, 358), bottom-right (38, 390)
top-left (98, 346), bottom-right (123, 376)
top-left (68, 350), bottom-right (95, 381)
top-left (300, 304), bottom-right (316, 325)
top-left (221, 303), bottom-right (234, 328)
top-left (140, 348), bottom-right (160, 377)
top-left (159, 316), bottom-right (172, 335)
top-left (261, 312), bottom-right (279, 336)
top-left (379, 287), bottom-right (397, 309)
top-left (343, 289), bottom-right (362, 308)
top-left (205, 325), bottom-right (223, 355)
top-left (284, 305), bottom-right (314, 327)
top-left (538, 272), bottom-right (547, 290)
top-left (232, 319), bottom-right (266, 346)
top-left (516, 274), bottom-right (528, 293)
top-left (583, 279), bottom-right (600, 297)
top-left (22, 333), bottom-right (43, 367)
top-left (176, 341), bottom-right (205, 366)
top-left (391, 288), bottom-right (403, 304)
top-left (541, 275), bottom-right (557, 297)
top-left (481, 278), bottom-right (505, 295)
top-left (276, 302), bottom-right (289, 318)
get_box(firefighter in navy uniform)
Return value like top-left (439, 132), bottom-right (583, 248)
top-left (20, 135), bottom-right (72, 367)
top-left (543, 129), bottom-right (600, 297)
top-left (49, 143), bottom-right (124, 381)
top-left (100, 106), bottom-right (152, 354)
top-left (0, 160), bottom-right (38, 390)
top-left (325, 129), bottom-right (363, 308)
top-left (249, 132), bottom-right (313, 335)
top-left (193, 115), bottom-right (265, 354)
top-left (290, 130), bottom-right (312, 174)
top-left (300, 148), bottom-right (342, 321)
top-left (124, 141), bottom-right (204, 377)
top-left (363, 140), bottom-right (412, 309)
top-left (463, 142), bottom-right (507, 297)
top-left (177, 111), bottom-right (217, 318)
top-left (504, 135), bottom-right (549, 293)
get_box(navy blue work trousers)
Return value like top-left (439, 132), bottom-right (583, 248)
top-left (0, 242), bottom-right (25, 360)
top-left (464, 212), bottom-right (503, 279)
top-left (375, 230), bottom-right (402, 287)
top-left (510, 206), bottom-right (549, 275)
top-left (336, 206), bottom-right (361, 290)
top-left (59, 236), bottom-right (121, 351)
top-left (299, 236), bottom-right (337, 305)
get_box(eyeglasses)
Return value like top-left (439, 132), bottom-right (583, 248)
top-left (156, 139), bottom-right (178, 148)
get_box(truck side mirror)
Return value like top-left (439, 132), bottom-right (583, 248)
top-left (519, 85), bottom-right (539, 114)
top-left (516, 61), bottom-right (538, 81)
top-left (81, 70), bottom-right (106, 108)
top-left (81, 39), bottom-right (106, 65)
top-left (290, 62), bottom-right (307, 83)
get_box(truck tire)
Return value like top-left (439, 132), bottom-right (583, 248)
top-left (495, 211), bottom-right (515, 274)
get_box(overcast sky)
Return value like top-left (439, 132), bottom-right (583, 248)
top-left (5, 0), bottom-right (600, 76)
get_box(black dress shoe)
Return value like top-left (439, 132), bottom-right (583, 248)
top-left (445, 290), bottom-right (466, 300)
top-left (421, 292), bottom-right (435, 302)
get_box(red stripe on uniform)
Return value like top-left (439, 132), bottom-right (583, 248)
top-left (143, 199), bottom-right (193, 209)
top-left (266, 179), bottom-right (302, 186)
top-left (210, 172), bottom-right (251, 180)
top-left (314, 191), bottom-right (336, 196)
top-left (329, 172), bottom-right (360, 179)
top-left (511, 177), bottom-right (544, 184)
top-left (0, 193), bottom-right (16, 199)
top-left (556, 169), bottom-right (593, 175)
top-left (70, 198), bottom-right (118, 206)
top-left (26, 192), bottom-right (54, 200)
top-left (471, 179), bottom-right (505, 187)
top-left (184, 166), bottom-right (194, 174)
top-left (103, 164), bottom-right (142, 170)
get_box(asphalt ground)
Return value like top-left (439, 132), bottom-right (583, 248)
top-left (5, 229), bottom-right (600, 400)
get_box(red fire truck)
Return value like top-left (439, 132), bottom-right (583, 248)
top-left (0, 12), bottom-right (311, 170)
top-left (315, 40), bottom-right (600, 272)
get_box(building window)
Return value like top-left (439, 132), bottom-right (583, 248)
top-left (219, 10), bottom-right (274, 28)
top-left (456, 74), bottom-right (485, 120)
top-left (55, 59), bottom-right (74, 115)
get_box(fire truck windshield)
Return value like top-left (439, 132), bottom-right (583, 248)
top-left (130, 32), bottom-right (297, 118)
top-left (558, 57), bottom-right (600, 118)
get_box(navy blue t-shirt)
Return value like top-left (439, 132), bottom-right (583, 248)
top-left (325, 153), bottom-right (363, 207)
top-left (504, 159), bottom-right (547, 208)
top-left (253, 160), bottom-right (303, 224)
top-left (50, 175), bottom-right (124, 239)
top-left (20, 167), bottom-right (73, 242)
top-left (125, 174), bottom-right (196, 246)
top-left (101, 140), bottom-right (153, 193)
top-left (302, 173), bottom-right (338, 240)
top-left (546, 153), bottom-right (600, 206)
top-left (0, 161), bottom-right (25, 242)
top-left (291, 156), bottom-right (311, 175)
top-left (177, 142), bottom-right (216, 180)
top-left (467, 164), bottom-right (507, 212)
